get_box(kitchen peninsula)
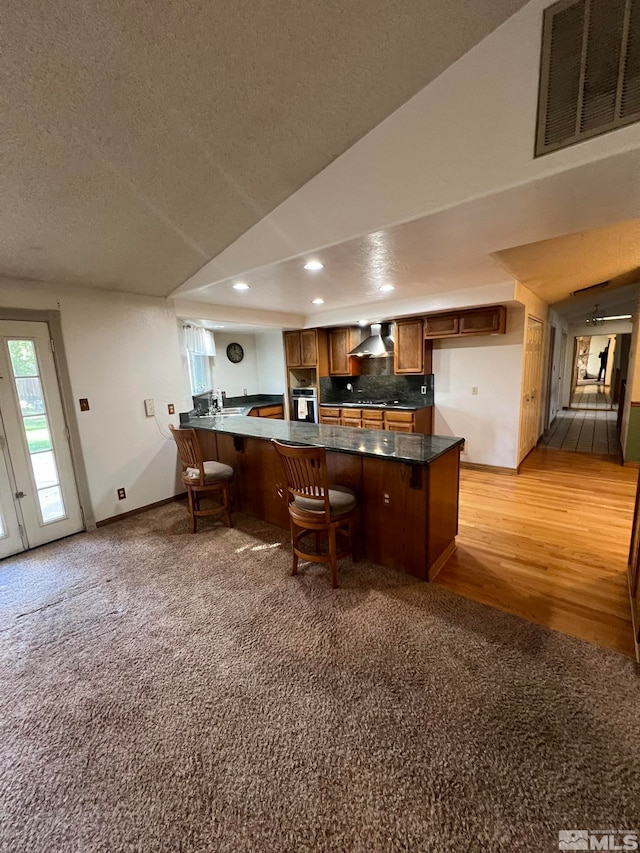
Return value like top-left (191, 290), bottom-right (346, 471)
top-left (182, 415), bottom-right (463, 581)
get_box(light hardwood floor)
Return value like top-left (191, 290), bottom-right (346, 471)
top-left (435, 448), bottom-right (638, 657)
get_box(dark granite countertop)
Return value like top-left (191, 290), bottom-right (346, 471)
top-left (320, 401), bottom-right (432, 411)
top-left (183, 416), bottom-right (463, 465)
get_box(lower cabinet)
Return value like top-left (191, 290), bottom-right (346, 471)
top-left (319, 407), bottom-right (342, 426)
top-left (319, 407), bottom-right (432, 434)
top-left (362, 410), bottom-right (384, 430)
top-left (341, 409), bottom-right (362, 428)
top-left (385, 411), bottom-right (414, 432)
top-left (249, 404), bottom-right (284, 419)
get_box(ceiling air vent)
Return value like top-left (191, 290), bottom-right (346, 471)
top-left (536, 0), bottom-right (640, 156)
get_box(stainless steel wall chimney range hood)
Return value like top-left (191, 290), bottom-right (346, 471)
top-left (348, 323), bottom-right (395, 358)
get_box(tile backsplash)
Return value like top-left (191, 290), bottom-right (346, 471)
top-left (320, 373), bottom-right (434, 406)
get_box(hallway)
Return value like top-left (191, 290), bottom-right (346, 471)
top-left (539, 383), bottom-right (620, 456)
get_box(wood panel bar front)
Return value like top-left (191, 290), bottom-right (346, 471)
top-left (188, 420), bottom-right (462, 581)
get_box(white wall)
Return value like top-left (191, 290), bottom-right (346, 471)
top-left (210, 333), bottom-right (259, 397)
top-left (0, 277), bottom-right (191, 523)
top-left (433, 307), bottom-right (524, 469)
top-left (208, 331), bottom-right (286, 398)
top-left (256, 332), bottom-right (287, 394)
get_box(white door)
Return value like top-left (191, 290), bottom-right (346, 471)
top-left (519, 317), bottom-right (544, 463)
top-left (0, 321), bottom-right (83, 556)
top-left (0, 411), bottom-right (27, 559)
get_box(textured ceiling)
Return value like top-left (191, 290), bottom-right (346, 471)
top-left (174, 150), bottom-right (640, 325)
top-left (0, 0), bottom-right (529, 296)
top-left (493, 220), bottom-right (640, 304)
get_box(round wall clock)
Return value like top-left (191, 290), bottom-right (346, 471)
top-left (226, 342), bottom-right (244, 364)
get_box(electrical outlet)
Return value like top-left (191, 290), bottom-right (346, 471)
top-left (420, 385), bottom-right (427, 395)
top-left (117, 487), bottom-right (126, 500)
top-left (168, 403), bottom-right (175, 415)
top-left (79, 398), bottom-right (90, 411)
top-left (471, 386), bottom-right (478, 396)
top-left (383, 492), bottom-right (390, 505)
top-left (460, 441), bottom-right (467, 456)
top-left (144, 398), bottom-right (155, 417)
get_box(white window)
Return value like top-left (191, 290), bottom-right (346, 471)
top-left (183, 326), bottom-right (216, 396)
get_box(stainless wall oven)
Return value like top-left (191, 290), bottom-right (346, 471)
top-left (291, 387), bottom-right (318, 423)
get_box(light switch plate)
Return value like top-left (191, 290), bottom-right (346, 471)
top-left (144, 398), bottom-right (155, 417)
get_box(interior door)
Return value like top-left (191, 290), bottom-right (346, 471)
top-left (519, 317), bottom-right (544, 463)
top-left (0, 320), bottom-right (83, 553)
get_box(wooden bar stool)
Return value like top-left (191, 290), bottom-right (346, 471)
top-left (169, 425), bottom-right (234, 532)
top-left (273, 439), bottom-right (357, 588)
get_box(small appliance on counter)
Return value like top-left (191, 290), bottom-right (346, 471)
top-left (291, 387), bottom-right (318, 423)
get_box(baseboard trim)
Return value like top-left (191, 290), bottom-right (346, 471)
top-left (627, 569), bottom-right (640, 665)
top-left (460, 461), bottom-right (518, 475)
top-left (96, 493), bottom-right (186, 527)
top-left (428, 540), bottom-right (456, 581)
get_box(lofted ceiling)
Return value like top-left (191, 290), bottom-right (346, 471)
top-left (0, 0), bottom-right (529, 297)
top-left (176, 149), bottom-right (640, 328)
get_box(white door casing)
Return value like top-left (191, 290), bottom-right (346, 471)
top-left (0, 320), bottom-right (83, 552)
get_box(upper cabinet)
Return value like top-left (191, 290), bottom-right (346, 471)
top-left (394, 318), bottom-right (424, 374)
top-left (284, 330), bottom-right (318, 368)
top-left (284, 329), bottom-right (329, 373)
top-left (424, 306), bottom-right (506, 340)
top-left (328, 327), bottom-right (362, 376)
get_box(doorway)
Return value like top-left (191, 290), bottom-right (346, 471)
top-left (0, 320), bottom-right (84, 558)
top-left (540, 332), bottom-right (628, 456)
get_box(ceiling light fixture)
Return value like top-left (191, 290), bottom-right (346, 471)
top-left (358, 319), bottom-right (368, 326)
top-left (233, 282), bottom-right (250, 291)
top-left (600, 314), bottom-right (632, 321)
top-left (379, 284), bottom-right (395, 292)
top-left (585, 304), bottom-right (604, 327)
top-left (303, 260), bottom-right (324, 271)
top-left (311, 297), bottom-right (325, 305)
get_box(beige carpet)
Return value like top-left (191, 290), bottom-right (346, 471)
top-left (1, 502), bottom-right (638, 853)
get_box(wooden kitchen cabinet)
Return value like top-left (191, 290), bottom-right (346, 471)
top-left (328, 327), bottom-right (362, 376)
top-left (341, 408), bottom-right (362, 428)
top-left (459, 306), bottom-right (506, 335)
top-left (384, 411), bottom-right (415, 432)
top-left (284, 329), bottom-right (318, 368)
top-left (248, 404), bottom-right (284, 419)
top-left (319, 407), bottom-right (342, 426)
top-left (362, 409), bottom-right (384, 430)
top-left (424, 306), bottom-right (506, 340)
top-left (424, 313), bottom-right (459, 339)
top-left (319, 406), bottom-right (433, 435)
top-left (394, 318), bottom-right (424, 374)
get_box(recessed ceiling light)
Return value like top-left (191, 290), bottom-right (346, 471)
top-left (303, 260), bottom-right (324, 271)
top-left (311, 297), bottom-right (325, 305)
top-left (358, 319), bottom-right (368, 326)
top-left (233, 282), bottom-right (250, 291)
top-left (379, 284), bottom-right (395, 292)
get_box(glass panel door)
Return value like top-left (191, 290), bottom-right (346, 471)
top-left (0, 413), bottom-right (26, 559)
top-left (0, 321), bottom-right (83, 551)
